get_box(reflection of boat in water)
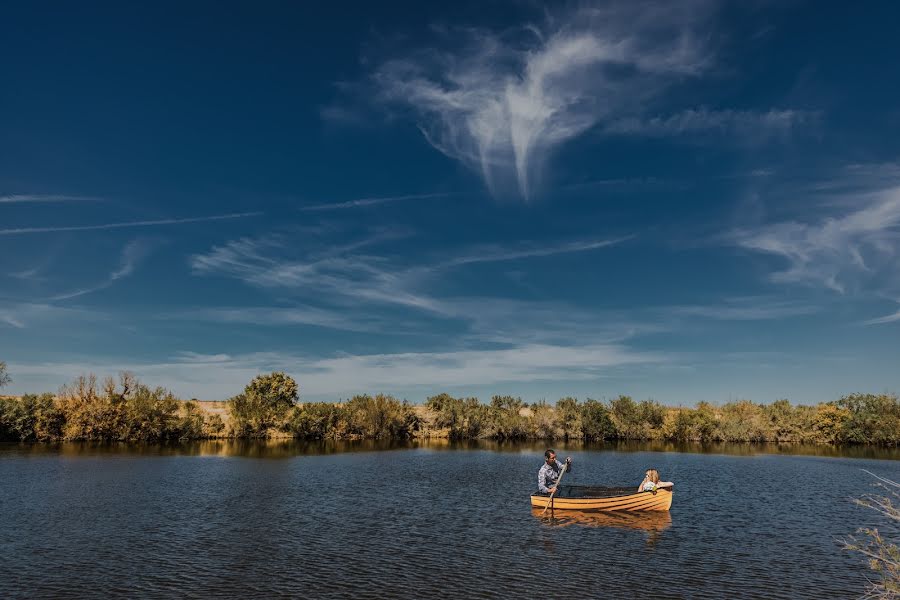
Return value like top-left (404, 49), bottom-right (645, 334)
top-left (531, 506), bottom-right (673, 531)
top-left (530, 484), bottom-right (674, 511)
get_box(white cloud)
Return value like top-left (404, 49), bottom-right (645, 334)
top-left (605, 108), bottom-right (818, 140)
top-left (50, 238), bottom-right (156, 301)
top-left (190, 234), bottom-right (628, 315)
top-left (438, 237), bottom-right (630, 268)
top-left (668, 298), bottom-right (819, 320)
top-left (370, 2), bottom-right (715, 198)
top-left (301, 192), bottom-right (451, 211)
top-left (0, 303), bottom-right (99, 329)
top-left (0, 212), bottom-right (262, 235)
top-left (7, 343), bottom-right (662, 399)
top-left (732, 186), bottom-right (900, 294)
top-left (0, 194), bottom-right (96, 204)
top-left (863, 307), bottom-right (900, 326)
top-left (171, 306), bottom-right (386, 333)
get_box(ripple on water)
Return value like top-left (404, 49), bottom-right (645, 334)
top-left (0, 443), bottom-right (895, 598)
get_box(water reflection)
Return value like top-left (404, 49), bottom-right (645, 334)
top-left (0, 439), bottom-right (417, 459)
top-left (1, 438), bottom-right (898, 460)
top-left (533, 508), bottom-right (672, 546)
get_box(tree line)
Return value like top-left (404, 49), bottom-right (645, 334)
top-left (1, 364), bottom-right (898, 445)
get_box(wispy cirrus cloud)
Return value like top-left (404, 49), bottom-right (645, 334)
top-left (50, 239), bottom-right (156, 301)
top-left (0, 194), bottom-right (97, 204)
top-left (732, 182), bottom-right (900, 295)
top-left (367, 1), bottom-right (716, 198)
top-left (863, 307), bottom-right (900, 326)
top-left (605, 108), bottom-right (819, 140)
top-left (438, 237), bottom-right (631, 268)
top-left (667, 297), bottom-right (819, 321)
top-left (301, 192), bottom-right (451, 211)
top-left (6, 343), bottom-right (662, 399)
top-left (190, 233), bottom-right (628, 314)
top-left (0, 211), bottom-right (262, 235)
top-left (170, 306), bottom-right (387, 333)
top-left (0, 302), bottom-right (99, 330)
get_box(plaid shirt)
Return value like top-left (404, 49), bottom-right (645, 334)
top-left (537, 460), bottom-right (569, 493)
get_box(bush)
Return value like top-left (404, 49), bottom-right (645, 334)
top-left (345, 394), bottom-right (419, 439)
top-left (425, 394), bottom-right (489, 439)
top-left (289, 402), bottom-right (347, 439)
top-left (228, 372), bottom-right (299, 437)
top-left (490, 395), bottom-right (528, 440)
top-left (609, 395), bottom-right (642, 439)
top-left (838, 394), bottom-right (900, 445)
top-left (554, 397), bottom-right (582, 441)
top-left (528, 400), bottom-right (557, 439)
top-left (580, 398), bottom-right (617, 440)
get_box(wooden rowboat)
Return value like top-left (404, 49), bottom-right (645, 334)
top-left (529, 507), bottom-right (673, 531)
top-left (530, 484), bottom-right (674, 512)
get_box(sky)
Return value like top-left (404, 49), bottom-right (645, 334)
top-left (2, 0), bottom-right (900, 404)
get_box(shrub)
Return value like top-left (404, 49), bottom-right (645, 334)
top-left (228, 372), bottom-right (299, 437)
top-left (580, 398), bottom-right (617, 440)
top-left (554, 397), bottom-right (582, 441)
top-left (528, 400), bottom-right (557, 439)
top-left (490, 395), bottom-right (528, 440)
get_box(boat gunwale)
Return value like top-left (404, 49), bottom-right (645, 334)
top-left (533, 484), bottom-right (675, 501)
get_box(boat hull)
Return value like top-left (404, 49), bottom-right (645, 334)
top-left (529, 507), bottom-right (673, 530)
top-left (530, 488), bottom-right (673, 511)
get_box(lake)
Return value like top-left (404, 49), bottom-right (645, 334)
top-left (1, 440), bottom-right (897, 599)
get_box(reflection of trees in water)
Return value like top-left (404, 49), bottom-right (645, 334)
top-left (2, 438), bottom-right (897, 460)
top-left (430, 439), bottom-right (900, 460)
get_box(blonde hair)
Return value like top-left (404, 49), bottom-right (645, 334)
top-left (645, 469), bottom-right (660, 484)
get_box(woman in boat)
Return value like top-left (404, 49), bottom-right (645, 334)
top-left (638, 469), bottom-right (674, 492)
top-left (638, 469), bottom-right (661, 492)
top-left (537, 449), bottom-right (572, 495)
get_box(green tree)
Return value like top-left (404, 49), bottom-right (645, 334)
top-left (839, 394), bottom-right (900, 445)
top-left (289, 402), bottom-right (347, 438)
top-left (815, 402), bottom-right (850, 444)
top-left (345, 394), bottom-right (418, 439)
top-left (528, 400), bottom-right (556, 439)
top-left (580, 398), bottom-right (616, 440)
top-left (490, 395), bottom-right (527, 439)
top-left (663, 408), bottom-right (696, 441)
top-left (693, 402), bottom-right (720, 442)
top-left (610, 395), bottom-right (641, 438)
top-left (229, 372), bottom-right (299, 437)
top-left (638, 399), bottom-right (666, 432)
top-left (554, 397), bottom-right (582, 441)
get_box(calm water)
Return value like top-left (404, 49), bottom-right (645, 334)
top-left (1, 440), bottom-right (898, 599)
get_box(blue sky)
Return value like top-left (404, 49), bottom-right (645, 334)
top-left (2, 1), bottom-right (900, 404)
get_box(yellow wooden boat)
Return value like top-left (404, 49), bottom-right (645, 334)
top-left (530, 484), bottom-right (674, 512)
top-left (530, 507), bottom-right (673, 531)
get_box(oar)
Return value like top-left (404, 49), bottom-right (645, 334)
top-left (541, 463), bottom-right (568, 516)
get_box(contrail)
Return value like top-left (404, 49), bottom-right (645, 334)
top-left (0, 212), bottom-right (263, 235)
top-left (301, 192), bottom-right (450, 211)
top-left (0, 194), bottom-right (96, 203)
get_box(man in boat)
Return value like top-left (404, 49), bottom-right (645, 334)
top-left (537, 449), bottom-right (572, 495)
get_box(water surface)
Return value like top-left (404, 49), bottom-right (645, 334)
top-left (1, 441), bottom-right (896, 598)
